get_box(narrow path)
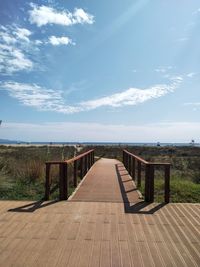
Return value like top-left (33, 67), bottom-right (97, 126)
top-left (70, 158), bottom-right (141, 203)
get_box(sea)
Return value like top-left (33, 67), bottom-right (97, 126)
top-left (0, 140), bottom-right (199, 147)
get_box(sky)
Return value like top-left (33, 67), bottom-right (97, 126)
top-left (0, 0), bottom-right (200, 143)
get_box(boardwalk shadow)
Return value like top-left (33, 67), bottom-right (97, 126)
top-left (115, 163), bottom-right (167, 214)
top-left (8, 200), bottom-right (58, 213)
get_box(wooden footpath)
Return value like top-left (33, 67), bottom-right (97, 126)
top-left (0, 158), bottom-right (200, 266)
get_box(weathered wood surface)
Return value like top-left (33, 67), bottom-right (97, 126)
top-left (70, 158), bottom-right (140, 203)
top-left (0, 158), bottom-right (199, 266)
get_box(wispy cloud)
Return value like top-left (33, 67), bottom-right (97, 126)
top-left (0, 77), bottom-right (182, 114)
top-left (80, 76), bottom-right (182, 110)
top-left (0, 81), bottom-right (80, 114)
top-left (154, 66), bottom-right (173, 73)
top-left (176, 37), bottom-right (189, 42)
top-left (48, 36), bottom-right (74, 46)
top-left (184, 102), bottom-right (200, 106)
top-left (29, 4), bottom-right (94, 27)
top-left (0, 25), bottom-right (34, 74)
top-left (186, 72), bottom-right (196, 78)
top-left (14, 27), bottom-right (32, 42)
top-left (0, 44), bottom-right (33, 74)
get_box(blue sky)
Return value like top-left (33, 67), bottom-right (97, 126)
top-left (0, 0), bottom-right (200, 142)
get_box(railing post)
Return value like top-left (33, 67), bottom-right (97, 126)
top-left (123, 151), bottom-right (125, 165)
top-left (88, 153), bottom-right (90, 169)
top-left (84, 155), bottom-right (87, 175)
top-left (132, 157), bottom-right (135, 180)
top-left (89, 152), bottom-right (91, 168)
top-left (145, 163), bottom-right (155, 202)
top-left (74, 160), bottom-right (77, 187)
top-left (129, 155), bottom-right (132, 175)
top-left (59, 163), bottom-right (68, 200)
top-left (80, 158), bottom-right (83, 179)
top-left (165, 165), bottom-right (170, 203)
top-left (137, 161), bottom-right (141, 187)
top-left (145, 164), bottom-right (150, 202)
top-left (149, 164), bottom-right (154, 202)
top-left (91, 151), bottom-right (94, 164)
top-left (45, 163), bottom-right (50, 200)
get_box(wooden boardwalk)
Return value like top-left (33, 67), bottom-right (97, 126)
top-left (0, 158), bottom-right (200, 267)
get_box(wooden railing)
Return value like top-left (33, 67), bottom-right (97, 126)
top-left (45, 149), bottom-right (95, 200)
top-left (123, 150), bottom-right (170, 203)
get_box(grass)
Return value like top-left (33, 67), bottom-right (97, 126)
top-left (0, 145), bottom-right (76, 201)
top-left (138, 176), bottom-right (200, 203)
top-left (0, 145), bottom-right (199, 203)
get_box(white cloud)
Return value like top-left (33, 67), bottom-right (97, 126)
top-left (186, 72), bottom-right (196, 78)
top-left (154, 66), bottom-right (173, 73)
top-left (72, 8), bottom-right (94, 25)
top-left (29, 4), bottom-right (94, 27)
top-left (35, 40), bottom-right (43, 45)
top-left (0, 44), bottom-right (33, 74)
top-left (14, 27), bottom-right (32, 42)
top-left (184, 102), bottom-right (200, 106)
top-left (0, 82), bottom-right (80, 114)
top-left (0, 25), bottom-right (34, 74)
top-left (0, 77), bottom-right (182, 114)
top-left (48, 36), bottom-right (74, 46)
top-left (80, 76), bottom-right (182, 110)
top-left (176, 37), bottom-right (189, 42)
top-left (1, 121), bottom-right (200, 143)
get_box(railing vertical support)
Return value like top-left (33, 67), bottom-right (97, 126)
top-left (145, 164), bottom-right (150, 202)
top-left (80, 158), bottom-right (83, 179)
top-left (74, 160), bottom-right (77, 187)
top-left (89, 153), bottom-right (91, 168)
top-left (88, 154), bottom-right (90, 169)
top-left (59, 163), bottom-right (68, 200)
top-left (149, 164), bottom-right (154, 202)
top-left (45, 163), bottom-right (50, 200)
top-left (132, 157), bottom-right (135, 180)
top-left (84, 155), bottom-right (88, 175)
top-left (129, 155), bottom-right (131, 175)
top-left (165, 165), bottom-right (170, 203)
top-left (137, 161), bottom-right (141, 187)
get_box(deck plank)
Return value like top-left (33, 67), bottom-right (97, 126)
top-left (0, 158), bottom-right (199, 266)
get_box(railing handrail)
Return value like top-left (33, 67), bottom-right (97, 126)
top-left (123, 149), bottom-right (148, 164)
top-left (45, 149), bottom-right (94, 165)
top-left (123, 149), bottom-right (171, 166)
top-left (45, 149), bottom-right (95, 200)
top-left (123, 149), bottom-right (170, 203)
top-left (66, 149), bottom-right (94, 164)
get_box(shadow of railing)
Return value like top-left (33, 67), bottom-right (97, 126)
top-left (8, 199), bottom-right (58, 213)
top-left (115, 163), bottom-right (167, 214)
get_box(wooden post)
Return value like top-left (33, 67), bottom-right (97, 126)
top-left (145, 164), bottom-right (150, 202)
top-left (59, 163), bottom-right (68, 200)
top-left (80, 158), bottom-right (83, 179)
top-left (88, 153), bottom-right (90, 169)
top-left (149, 164), bottom-right (154, 202)
top-left (84, 155), bottom-right (88, 175)
top-left (129, 155), bottom-right (132, 175)
top-left (137, 161), bottom-right (141, 187)
top-left (132, 157), bottom-right (135, 180)
top-left (45, 163), bottom-right (50, 200)
top-left (123, 151), bottom-right (125, 165)
top-left (92, 151), bottom-right (94, 164)
top-left (74, 160), bottom-right (77, 187)
top-left (89, 153), bottom-right (91, 168)
top-left (165, 165), bottom-right (170, 203)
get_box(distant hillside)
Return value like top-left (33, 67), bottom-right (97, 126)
top-left (0, 139), bottom-right (25, 144)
